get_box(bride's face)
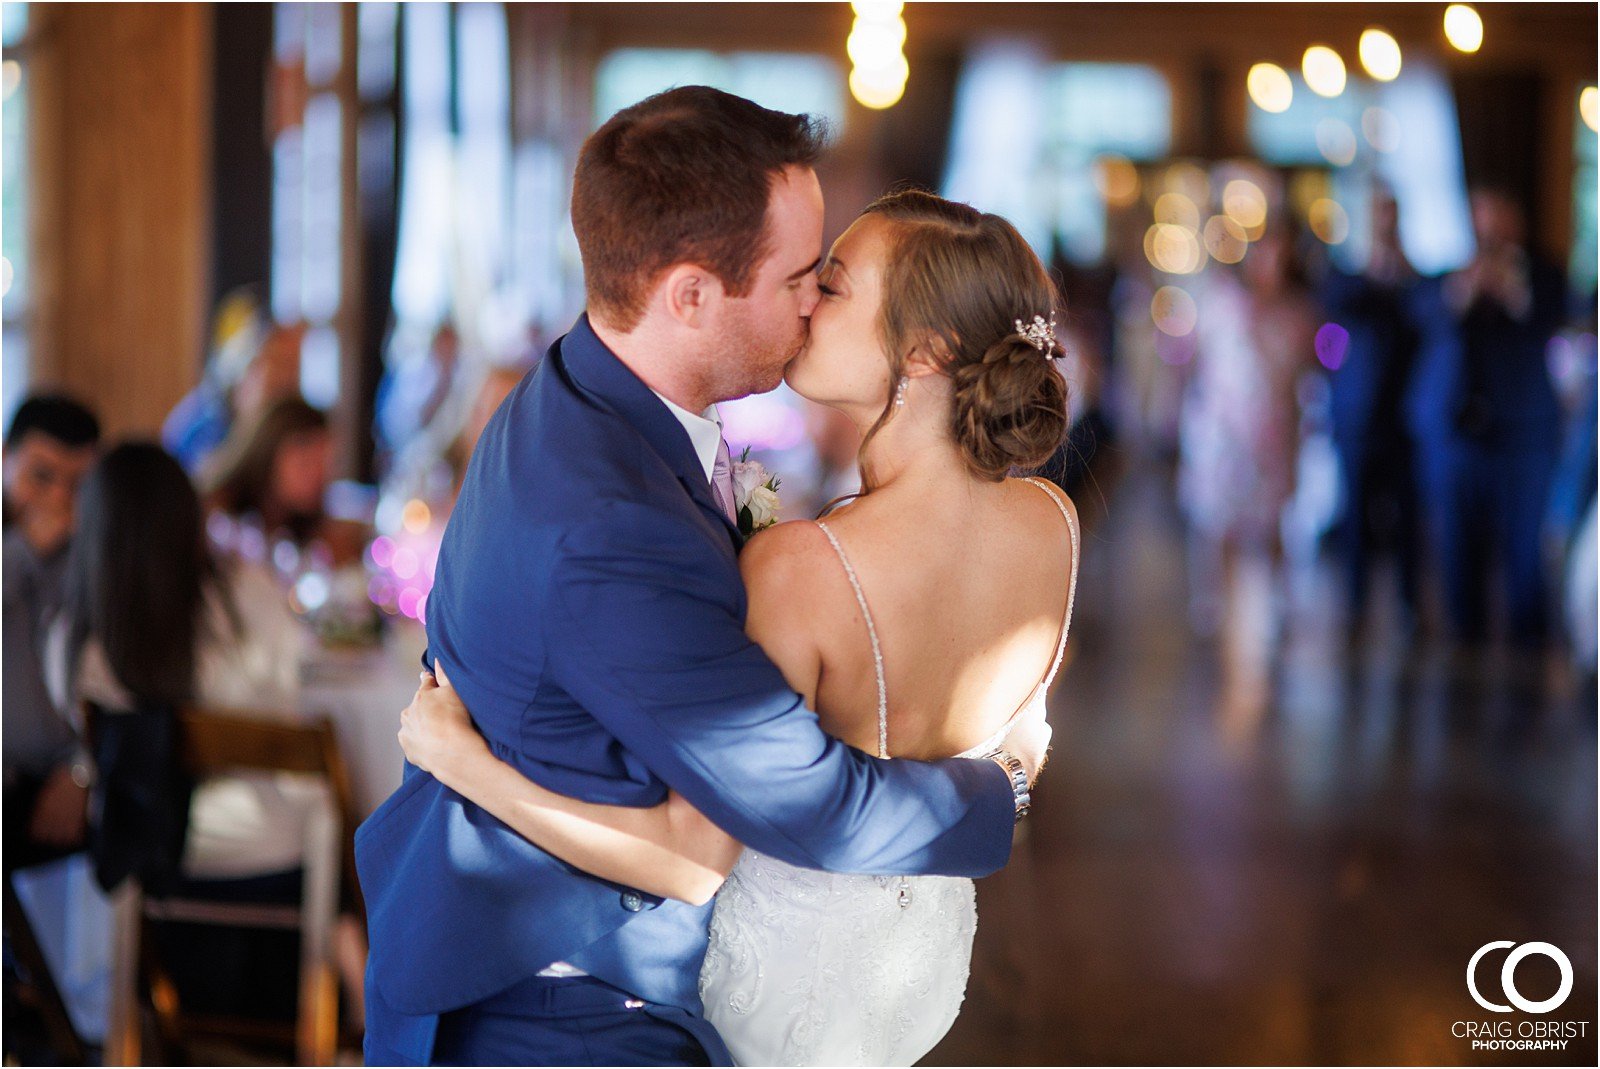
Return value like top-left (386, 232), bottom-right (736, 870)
top-left (784, 214), bottom-right (895, 413)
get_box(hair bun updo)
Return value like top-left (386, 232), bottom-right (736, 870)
top-left (950, 330), bottom-right (1070, 482)
top-left (861, 189), bottom-right (1071, 483)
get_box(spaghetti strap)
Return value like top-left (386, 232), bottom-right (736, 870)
top-left (814, 521), bottom-right (890, 759)
top-left (1021, 477), bottom-right (1080, 692)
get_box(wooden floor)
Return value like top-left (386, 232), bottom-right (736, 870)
top-left (927, 458), bottom-right (1598, 1067)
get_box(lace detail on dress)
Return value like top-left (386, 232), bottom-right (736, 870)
top-left (702, 850), bottom-right (977, 1066)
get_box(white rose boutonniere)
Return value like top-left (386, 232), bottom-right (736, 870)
top-left (731, 448), bottom-right (782, 536)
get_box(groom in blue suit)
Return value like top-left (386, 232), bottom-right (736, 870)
top-left (356, 87), bottom-right (1037, 1066)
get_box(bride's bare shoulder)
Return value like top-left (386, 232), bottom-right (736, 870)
top-left (738, 519), bottom-right (836, 594)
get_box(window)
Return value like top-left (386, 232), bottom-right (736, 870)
top-left (271, 2), bottom-right (348, 409)
top-left (594, 49), bottom-right (846, 133)
top-left (945, 47), bottom-right (1172, 264)
top-left (1046, 62), bottom-right (1171, 263)
top-left (3, 2), bottom-right (30, 422)
top-left (1247, 72), bottom-right (1364, 167)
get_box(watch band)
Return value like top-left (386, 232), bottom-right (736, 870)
top-left (988, 749), bottom-right (1031, 822)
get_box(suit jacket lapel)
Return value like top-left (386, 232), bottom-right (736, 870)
top-left (559, 315), bottom-right (745, 551)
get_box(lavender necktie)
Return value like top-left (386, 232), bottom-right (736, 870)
top-left (710, 437), bottom-right (737, 524)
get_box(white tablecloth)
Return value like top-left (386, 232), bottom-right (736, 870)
top-left (300, 619), bottom-right (429, 816)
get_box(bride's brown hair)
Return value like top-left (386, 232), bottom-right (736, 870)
top-left (848, 189), bottom-right (1070, 495)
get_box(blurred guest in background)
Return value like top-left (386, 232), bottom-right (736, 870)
top-left (1179, 217), bottom-right (1319, 633)
top-left (164, 289), bottom-right (306, 476)
top-left (1408, 186), bottom-right (1568, 651)
top-left (443, 364), bottom-right (527, 506)
top-left (2, 395), bottom-right (101, 869)
top-left (204, 396), bottom-right (335, 555)
top-left (376, 321), bottom-right (463, 474)
top-left (50, 442), bottom-right (349, 1021)
top-left (1321, 188), bottom-right (1422, 639)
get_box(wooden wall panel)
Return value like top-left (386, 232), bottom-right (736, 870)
top-left (28, 2), bottom-right (211, 439)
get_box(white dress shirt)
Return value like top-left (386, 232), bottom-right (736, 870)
top-left (651, 390), bottom-right (723, 483)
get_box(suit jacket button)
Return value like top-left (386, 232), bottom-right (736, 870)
top-left (621, 891), bottom-right (644, 912)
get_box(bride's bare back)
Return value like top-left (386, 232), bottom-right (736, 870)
top-left (739, 473), bottom-right (1079, 762)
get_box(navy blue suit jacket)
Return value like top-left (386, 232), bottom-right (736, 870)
top-left (355, 315), bottom-right (1014, 1060)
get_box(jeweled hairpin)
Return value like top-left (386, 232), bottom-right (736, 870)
top-left (1014, 314), bottom-right (1061, 358)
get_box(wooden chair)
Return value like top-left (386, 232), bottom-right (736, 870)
top-left (104, 710), bottom-right (354, 1066)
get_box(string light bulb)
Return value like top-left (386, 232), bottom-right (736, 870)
top-left (1358, 28), bottom-right (1403, 82)
top-left (1247, 62), bottom-right (1293, 114)
top-left (848, 2), bottom-right (908, 110)
top-left (1444, 5), bottom-right (1483, 54)
top-left (1302, 45), bottom-right (1347, 98)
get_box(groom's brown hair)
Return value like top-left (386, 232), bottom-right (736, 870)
top-left (572, 86), bottom-right (827, 332)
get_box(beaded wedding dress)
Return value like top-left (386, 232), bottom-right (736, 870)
top-left (699, 477), bottom-right (1080, 1066)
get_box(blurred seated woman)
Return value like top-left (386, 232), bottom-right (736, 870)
top-left (204, 396), bottom-right (338, 559)
top-left (50, 443), bottom-right (361, 1021)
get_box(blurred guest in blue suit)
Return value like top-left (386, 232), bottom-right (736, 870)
top-left (1322, 188), bottom-right (1422, 639)
top-left (1407, 187), bottom-right (1569, 650)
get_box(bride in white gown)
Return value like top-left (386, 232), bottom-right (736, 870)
top-left (397, 189), bottom-right (1081, 1066)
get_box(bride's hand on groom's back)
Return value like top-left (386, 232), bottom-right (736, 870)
top-left (398, 662), bottom-right (492, 785)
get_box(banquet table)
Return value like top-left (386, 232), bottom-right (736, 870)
top-left (300, 618), bottom-right (429, 816)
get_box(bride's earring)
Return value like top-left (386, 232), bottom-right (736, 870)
top-left (893, 378), bottom-right (908, 408)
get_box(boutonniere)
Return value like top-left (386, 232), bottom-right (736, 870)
top-left (731, 448), bottom-right (782, 536)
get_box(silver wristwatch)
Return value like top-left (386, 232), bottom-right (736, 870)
top-left (989, 749), bottom-right (1031, 822)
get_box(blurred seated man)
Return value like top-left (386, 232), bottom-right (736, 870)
top-left (2, 395), bottom-right (101, 871)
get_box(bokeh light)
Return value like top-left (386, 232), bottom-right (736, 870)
top-left (1315, 118), bottom-right (1358, 166)
top-left (402, 498), bottom-right (432, 534)
top-left (1247, 62), bottom-right (1293, 113)
top-left (1581, 87), bottom-right (1598, 134)
top-left (392, 546), bottom-right (420, 581)
top-left (1153, 192), bottom-right (1201, 230)
top-left (1144, 223), bottom-right (1204, 275)
top-left (1358, 29), bottom-right (1403, 82)
top-left (369, 535), bottom-right (396, 570)
top-left (849, 58), bottom-right (908, 109)
top-left (1309, 198), bottom-right (1351, 245)
top-left (1151, 285), bottom-right (1199, 337)
top-left (848, 1), bottom-right (908, 110)
top-left (1444, 5), bottom-right (1483, 54)
top-left (1301, 46), bottom-right (1347, 99)
top-left (1222, 179), bottom-right (1269, 236)
top-left (1203, 215), bottom-right (1249, 264)
top-left (1094, 155), bottom-right (1142, 207)
top-left (1315, 322), bottom-right (1352, 370)
top-left (1361, 106), bottom-right (1402, 152)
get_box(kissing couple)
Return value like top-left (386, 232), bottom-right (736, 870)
top-left (356, 85), bottom-right (1080, 1067)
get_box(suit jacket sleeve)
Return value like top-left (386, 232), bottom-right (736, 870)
top-left (540, 499), bottom-right (1015, 878)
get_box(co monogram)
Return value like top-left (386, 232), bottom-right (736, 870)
top-left (1468, 941), bottom-right (1574, 1014)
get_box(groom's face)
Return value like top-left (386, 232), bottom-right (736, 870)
top-left (710, 165), bottom-right (824, 401)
